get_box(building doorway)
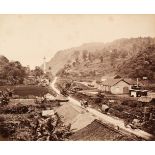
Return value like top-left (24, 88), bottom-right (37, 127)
top-left (123, 86), bottom-right (129, 94)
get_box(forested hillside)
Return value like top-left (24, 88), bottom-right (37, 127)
top-left (46, 37), bottom-right (155, 80)
top-left (117, 46), bottom-right (155, 80)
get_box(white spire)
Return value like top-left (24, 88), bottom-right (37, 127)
top-left (43, 56), bottom-right (46, 74)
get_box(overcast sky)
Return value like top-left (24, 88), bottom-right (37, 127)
top-left (0, 14), bottom-right (155, 68)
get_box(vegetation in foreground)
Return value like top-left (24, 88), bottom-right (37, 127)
top-left (0, 100), bottom-right (73, 141)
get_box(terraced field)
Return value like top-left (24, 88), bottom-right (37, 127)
top-left (0, 85), bottom-right (56, 97)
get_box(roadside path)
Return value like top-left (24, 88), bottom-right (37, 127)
top-left (51, 77), bottom-right (155, 140)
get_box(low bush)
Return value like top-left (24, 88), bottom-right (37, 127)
top-left (0, 123), bottom-right (16, 137)
top-left (112, 105), bottom-right (124, 112)
top-left (121, 100), bottom-right (138, 108)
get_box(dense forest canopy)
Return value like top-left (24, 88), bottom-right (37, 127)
top-left (118, 46), bottom-right (155, 80)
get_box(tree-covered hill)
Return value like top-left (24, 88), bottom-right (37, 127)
top-left (46, 37), bottom-right (155, 81)
top-left (117, 45), bottom-right (155, 80)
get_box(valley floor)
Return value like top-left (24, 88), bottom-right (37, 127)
top-left (52, 78), bottom-right (154, 140)
top-left (0, 78), bottom-right (154, 141)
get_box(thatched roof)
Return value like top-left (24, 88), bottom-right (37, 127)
top-left (55, 103), bottom-right (95, 131)
top-left (55, 103), bottom-right (81, 125)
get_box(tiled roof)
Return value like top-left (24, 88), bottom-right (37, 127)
top-left (69, 120), bottom-right (133, 141)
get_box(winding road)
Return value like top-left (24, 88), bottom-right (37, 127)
top-left (51, 77), bottom-right (155, 140)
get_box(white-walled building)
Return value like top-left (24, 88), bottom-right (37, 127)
top-left (99, 79), bottom-right (132, 94)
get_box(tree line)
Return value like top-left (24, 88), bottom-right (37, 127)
top-left (0, 55), bottom-right (46, 85)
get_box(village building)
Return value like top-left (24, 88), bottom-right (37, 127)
top-left (130, 89), bottom-right (148, 97)
top-left (44, 93), bottom-right (55, 101)
top-left (96, 76), bottom-right (150, 96)
top-left (129, 80), bottom-right (149, 97)
top-left (99, 78), bottom-right (133, 94)
top-left (69, 119), bottom-right (132, 141)
top-left (98, 78), bottom-right (139, 95)
top-left (89, 74), bottom-right (122, 90)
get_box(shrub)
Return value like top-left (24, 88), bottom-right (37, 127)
top-left (121, 100), bottom-right (138, 108)
top-left (113, 105), bottom-right (124, 112)
top-left (0, 116), bottom-right (5, 122)
top-left (121, 101), bottom-right (128, 106)
top-left (129, 102), bottom-right (138, 108)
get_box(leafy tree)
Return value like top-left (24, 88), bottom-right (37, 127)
top-left (75, 57), bottom-right (80, 64)
top-left (56, 68), bottom-right (65, 77)
top-left (0, 55), bottom-right (9, 66)
top-left (120, 51), bottom-right (128, 58)
top-left (2, 61), bottom-right (27, 85)
top-left (72, 62), bottom-right (76, 67)
top-left (74, 50), bottom-right (80, 61)
top-left (110, 49), bottom-right (119, 66)
top-left (89, 70), bottom-right (96, 76)
top-left (82, 50), bottom-right (88, 61)
top-left (88, 52), bottom-right (93, 62)
top-left (33, 66), bottom-right (44, 77)
top-left (100, 56), bottom-right (103, 63)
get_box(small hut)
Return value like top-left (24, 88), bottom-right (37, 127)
top-left (101, 104), bottom-right (110, 113)
top-left (44, 93), bottom-right (55, 101)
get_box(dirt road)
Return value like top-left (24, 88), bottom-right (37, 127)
top-left (51, 77), bottom-right (155, 140)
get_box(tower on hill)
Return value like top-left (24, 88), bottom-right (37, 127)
top-left (43, 56), bottom-right (46, 74)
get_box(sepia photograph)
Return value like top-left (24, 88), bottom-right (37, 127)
top-left (0, 14), bottom-right (155, 141)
